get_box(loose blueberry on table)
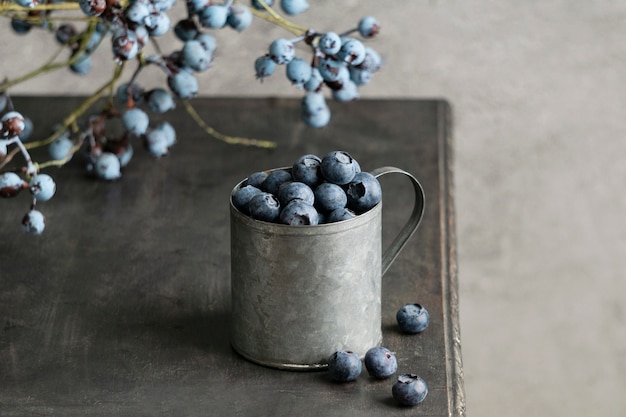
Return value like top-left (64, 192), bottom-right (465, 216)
top-left (327, 349), bottom-right (362, 382)
top-left (392, 374), bottom-right (429, 406)
top-left (363, 346), bottom-right (398, 379)
top-left (396, 303), bottom-right (430, 334)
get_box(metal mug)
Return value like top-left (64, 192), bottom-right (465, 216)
top-left (230, 166), bottom-right (425, 370)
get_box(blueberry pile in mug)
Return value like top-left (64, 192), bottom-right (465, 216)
top-left (232, 151), bottom-right (382, 225)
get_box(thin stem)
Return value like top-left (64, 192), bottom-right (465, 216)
top-left (339, 28), bottom-right (358, 37)
top-left (2, 136), bottom-right (36, 175)
top-left (181, 100), bottom-right (277, 149)
top-left (248, 3), bottom-right (308, 36)
top-left (289, 35), bottom-right (306, 44)
top-left (35, 140), bottom-right (82, 170)
top-left (0, 20), bottom-right (98, 93)
top-left (149, 36), bottom-right (162, 55)
top-left (5, 13), bottom-right (95, 23)
top-left (143, 54), bottom-right (172, 76)
top-left (0, 146), bottom-right (20, 171)
top-left (0, 44), bottom-right (67, 92)
top-left (25, 63), bottom-right (126, 150)
top-left (0, 2), bottom-right (80, 12)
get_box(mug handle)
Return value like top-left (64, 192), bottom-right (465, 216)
top-left (370, 166), bottom-right (426, 276)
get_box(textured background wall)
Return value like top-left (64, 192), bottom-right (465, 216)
top-left (2, 1), bottom-right (626, 415)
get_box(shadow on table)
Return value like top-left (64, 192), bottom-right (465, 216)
top-left (98, 304), bottom-right (236, 364)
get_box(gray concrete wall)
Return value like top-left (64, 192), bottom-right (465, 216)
top-left (2, 1), bottom-right (626, 415)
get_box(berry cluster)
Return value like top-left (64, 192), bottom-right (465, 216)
top-left (5, 0), bottom-right (381, 129)
top-left (231, 150), bottom-right (382, 225)
top-left (327, 303), bottom-right (431, 407)
top-left (255, 16), bottom-right (382, 127)
top-left (1, 104), bottom-right (56, 235)
top-left (1, 1), bottom-right (382, 234)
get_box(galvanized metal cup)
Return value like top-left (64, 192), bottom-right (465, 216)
top-left (230, 166), bottom-right (425, 370)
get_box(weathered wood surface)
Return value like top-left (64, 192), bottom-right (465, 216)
top-left (0, 97), bottom-right (464, 416)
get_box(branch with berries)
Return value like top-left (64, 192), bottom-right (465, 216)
top-left (0, 0), bottom-right (382, 234)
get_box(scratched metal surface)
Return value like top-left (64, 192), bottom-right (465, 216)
top-left (0, 97), bottom-right (464, 416)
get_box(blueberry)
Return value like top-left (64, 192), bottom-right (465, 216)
top-left (94, 152), bottom-right (122, 180)
top-left (232, 185), bottom-right (262, 215)
top-left (392, 374), bottom-right (428, 406)
top-left (337, 38), bottom-right (366, 66)
top-left (0, 172), bottom-right (25, 198)
top-left (181, 39), bottom-right (213, 72)
top-left (301, 93), bottom-right (331, 128)
top-left (254, 55), bottom-right (276, 80)
top-left (144, 128), bottom-right (169, 157)
top-left (318, 32), bottom-right (342, 55)
top-left (1, 111), bottom-right (26, 137)
top-left (10, 17), bottom-right (32, 34)
top-left (195, 32), bottom-right (217, 53)
top-left (146, 88), bottom-right (176, 113)
top-left (69, 53), bottom-right (92, 75)
top-left (22, 209), bottom-right (45, 235)
top-left (396, 303), bottom-right (430, 334)
top-left (244, 171), bottom-right (269, 188)
top-left (304, 68), bottom-right (324, 92)
top-left (48, 135), bottom-right (74, 162)
top-left (326, 207), bottom-right (356, 223)
top-left (29, 174), bottom-right (56, 202)
top-left (286, 57), bottom-right (313, 88)
top-left (280, 0), bottom-right (309, 15)
top-left (153, 121), bottom-right (176, 147)
top-left (346, 172), bottom-right (382, 213)
top-left (116, 82), bottom-right (144, 105)
top-left (226, 4), bottom-right (253, 31)
top-left (279, 200), bottom-right (319, 226)
top-left (314, 182), bottom-right (347, 213)
top-left (198, 4), bottom-right (229, 29)
top-left (301, 104), bottom-right (331, 128)
top-left (364, 346), bottom-right (397, 379)
top-left (332, 80), bottom-right (359, 102)
top-left (248, 192), bottom-right (281, 222)
top-left (358, 16), bottom-right (380, 38)
top-left (117, 143), bottom-right (134, 167)
top-left (317, 56), bottom-right (345, 83)
top-left (19, 116), bottom-right (33, 142)
top-left (167, 69), bottom-right (198, 99)
top-left (268, 38), bottom-right (295, 65)
top-left (251, 0), bottom-right (274, 10)
top-left (277, 181), bottom-right (314, 206)
top-left (321, 151), bottom-right (358, 185)
top-left (261, 169), bottom-right (292, 195)
top-left (292, 154), bottom-right (323, 187)
top-left (328, 350), bottom-right (362, 382)
top-left (173, 18), bottom-right (198, 41)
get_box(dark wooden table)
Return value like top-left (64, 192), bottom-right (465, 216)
top-left (0, 97), bottom-right (464, 416)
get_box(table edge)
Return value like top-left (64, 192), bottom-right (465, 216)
top-left (438, 100), bottom-right (467, 417)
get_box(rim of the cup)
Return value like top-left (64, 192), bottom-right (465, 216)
top-left (230, 167), bottom-right (382, 233)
